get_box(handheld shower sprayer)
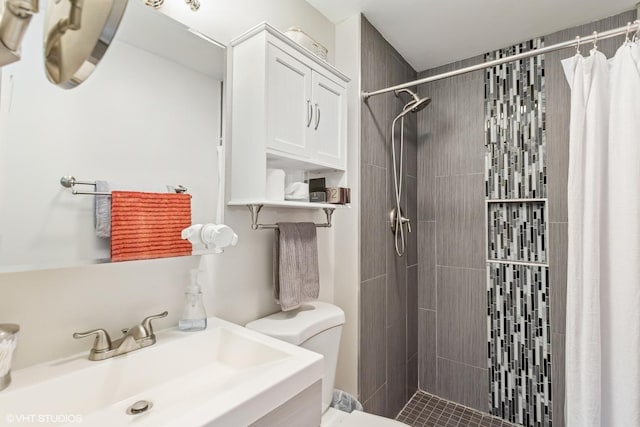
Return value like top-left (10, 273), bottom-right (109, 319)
top-left (390, 88), bottom-right (431, 256)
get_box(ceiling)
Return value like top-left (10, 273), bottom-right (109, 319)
top-left (305, 0), bottom-right (639, 71)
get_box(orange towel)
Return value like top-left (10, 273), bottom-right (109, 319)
top-left (110, 191), bottom-right (192, 262)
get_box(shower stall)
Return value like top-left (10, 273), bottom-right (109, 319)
top-left (358, 8), bottom-right (640, 427)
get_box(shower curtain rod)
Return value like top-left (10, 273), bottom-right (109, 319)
top-left (362, 20), bottom-right (640, 100)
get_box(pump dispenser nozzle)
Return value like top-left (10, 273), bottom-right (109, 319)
top-left (181, 223), bottom-right (238, 251)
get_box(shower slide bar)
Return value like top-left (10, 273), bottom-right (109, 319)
top-left (362, 20), bottom-right (640, 100)
top-left (247, 204), bottom-right (334, 230)
top-left (59, 176), bottom-right (187, 196)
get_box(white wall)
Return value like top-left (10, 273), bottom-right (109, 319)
top-left (332, 14), bottom-right (361, 397)
top-left (158, 0), bottom-right (335, 63)
top-left (0, 0), bottom-right (339, 370)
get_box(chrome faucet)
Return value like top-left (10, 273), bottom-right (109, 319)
top-left (73, 311), bottom-right (168, 361)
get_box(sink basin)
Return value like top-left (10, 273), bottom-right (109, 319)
top-left (0, 317), bottom-right (323, 426)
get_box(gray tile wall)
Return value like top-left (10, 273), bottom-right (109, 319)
top-left (417, 56), bottom-right (488, 412)
top-left (414, 9), bottom-right (636, 427)
top-left (360, 15), bottom-right (418, 418)
top-left (361, 9), bottom-right (635, 425)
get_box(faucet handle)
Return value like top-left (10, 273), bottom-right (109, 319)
top-left (73, 329), bottom-right (112, 352)
top-left (141, 311), bottom-right (168, 336)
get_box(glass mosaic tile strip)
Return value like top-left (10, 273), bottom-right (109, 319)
top-left (488, 263), bottom-right (552, 427)
top-left (488, 202), bottom-right (547, 263)
top-left (485, 39), bottom-right (547, 200)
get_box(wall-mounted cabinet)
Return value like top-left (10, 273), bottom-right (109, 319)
top-left (229, 23), bottom-right (350, 206)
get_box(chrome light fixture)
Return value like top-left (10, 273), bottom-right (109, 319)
top-left (185, 0), bottom-right (199, 11)
top-left (0, 0), bottom-right (39, 67)
top-left (144, 0), bottom-right (163, 8)
top-left (144, 0), bottom-right (199, 11)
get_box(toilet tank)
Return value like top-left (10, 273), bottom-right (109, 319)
top-left (246, 302), bottom-right (345, 413)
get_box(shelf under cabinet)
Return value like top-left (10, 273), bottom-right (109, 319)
top-left (228, 200), bottom-right (350, 210)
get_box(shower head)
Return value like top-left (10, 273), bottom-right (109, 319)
top-left (395, 88), bottom-right (431, 117)
top-left (407, 96), bottom-right (431, 113)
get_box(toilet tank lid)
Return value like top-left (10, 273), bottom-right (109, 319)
top-left (246, 301), bottom-right (345, 345)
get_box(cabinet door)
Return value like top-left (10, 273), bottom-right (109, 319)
top-left (266, 44), bottom-right (312, 158)
top-left (309, 72), bottom-right (347, 170)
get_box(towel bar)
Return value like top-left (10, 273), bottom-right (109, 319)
top-left (60, 176), bottom-right (187, 196)
top-left (247, 204), bottom-right (334, 230)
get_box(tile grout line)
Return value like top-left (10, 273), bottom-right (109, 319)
top-left (363, 382), bottom-right (387, 409)
top-left (361, 273), bottom-right (387, 284)
top-left (436, 356), bottom-right (487, 371)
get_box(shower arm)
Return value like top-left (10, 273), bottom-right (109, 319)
top-left (395, 88), bottom-right (420, 104)
top-left (0, 0), bottom-right (38, 66)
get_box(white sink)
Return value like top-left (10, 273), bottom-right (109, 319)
top-left (0, 317), bottom-right (323, 426)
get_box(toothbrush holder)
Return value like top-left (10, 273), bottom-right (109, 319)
top-left (0, 324), bottom-right (19, 392)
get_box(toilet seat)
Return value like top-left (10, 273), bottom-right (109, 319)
top-left (322, 408), bottom-right (408, 427)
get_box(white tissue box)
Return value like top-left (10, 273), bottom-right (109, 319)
top-left (266, 169), bottom-right (285, 201)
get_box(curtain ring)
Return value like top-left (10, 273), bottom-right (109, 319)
top-left (592, 31), bottom-right (598, 50)
top-left (634, 20), bottom-right (640, 43)
top-left (575, 36), bottom-right (581, 55)
top-left (625, 22), bottom-right (632, 43)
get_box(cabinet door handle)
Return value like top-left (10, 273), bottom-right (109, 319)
top-left (306, 100), bottom-right (313, 127)
top-left (314, 104), bottom-right (321, 130)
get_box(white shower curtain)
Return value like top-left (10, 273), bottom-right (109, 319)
top-left (603, 41), bottom-right (640, 426)
top-left (564, 42), bottom-right (640, 427)
top-left (563, 49), bottom-right (609, 427)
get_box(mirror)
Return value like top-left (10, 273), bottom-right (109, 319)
top-left (44, 0), bottom-right (128, 88)
top-left (0, 0), bottom-right (226, 272)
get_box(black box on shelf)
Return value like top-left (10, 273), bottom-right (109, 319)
top-left (307, 177), bottom-right (326, 193)
top-left (310, 192), bottom-right (327, 203)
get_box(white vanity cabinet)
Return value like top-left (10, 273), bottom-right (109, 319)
top-left (266, 43), bottom-right (346, 167)
top-left (266, 44), bottom-right (312, 159)
top-left (229, 23), bottom-right (349, 205)
top-left (309, 71), bottom-right (347, 168)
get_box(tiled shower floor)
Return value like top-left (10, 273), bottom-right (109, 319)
top-left (396, 391), bottom-right (515, 427)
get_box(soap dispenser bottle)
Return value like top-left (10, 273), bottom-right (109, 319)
top-left (178, 269), bottom-right (207, 331)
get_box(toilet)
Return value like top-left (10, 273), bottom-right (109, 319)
top-left (246, 301), bottom-right (408, 427)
